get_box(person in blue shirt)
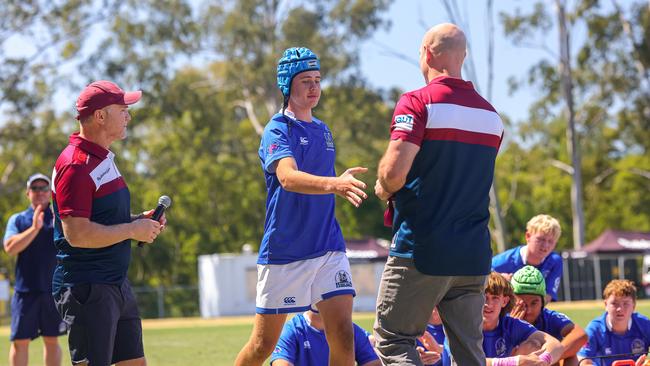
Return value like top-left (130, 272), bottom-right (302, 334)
top-left (3, 173), bottom-right (65, 366)
top-left (417, 308), bottom-right (444, 366)
top-left (492, 214), bottom-right (563, 303)
top-left (442, 272), bottom-right (564, 366)
top-left (235, 47), bottom-right (368, 366)
top-left (270, 311), bottom-right (380, 366)
top-left (510, 266), bottom-right (588, 366)
top-left (578, 279), bottom-right (650, 366)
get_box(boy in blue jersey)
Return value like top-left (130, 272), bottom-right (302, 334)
top-left (492, 214), bottom-right (563, 303)
top-left (510, 266), bottom-right (587, 366)
top-left (235, 47), bottom-right (368, 366)
top-left (441, 272), bottom-right (564, 366)
top-left (578, 280), bottom-right (650, 366)
top-left (270, 311), bottom-right (380, 366)
top-left (3, 173), bottom-right (65, 366)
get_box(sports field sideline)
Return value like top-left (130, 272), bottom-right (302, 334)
top-left (1, 300), bottom-right (648, 365)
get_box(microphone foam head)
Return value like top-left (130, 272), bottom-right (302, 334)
top-left (158, 195), bottom-right (172, 208)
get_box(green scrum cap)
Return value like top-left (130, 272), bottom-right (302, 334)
top-left (511, 265), bottom-right (546, 298)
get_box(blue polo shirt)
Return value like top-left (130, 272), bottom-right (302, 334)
top-left (258, 113), bottom-right (345, 265)
top-left (441, 315), bottom-right (537, 365)
top-left (270, 313), bottom-right (379, 366)
top-left (52, 133), bottom-right (132, 294)
top-left (578, 312), bottom-right (650, 365)
top-left (3, 205), bottom-right (57, 293)
top-left (388, 76), bottom-right (504, 276)
top-left (491, 246), bottom-right (563, 300)
top-left (533, 308), bottom-right (573, 340)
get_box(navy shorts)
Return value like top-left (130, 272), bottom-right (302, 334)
top-left (10, 291), bottom-right (66, 341)
top-left (54, 280), bottom-right (144, 365)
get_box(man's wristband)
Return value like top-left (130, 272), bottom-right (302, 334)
top-left (492, 356), bottom-right (519, 366)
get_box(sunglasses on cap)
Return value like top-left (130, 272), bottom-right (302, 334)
top-left (29, 185), bottom-right (50, 192)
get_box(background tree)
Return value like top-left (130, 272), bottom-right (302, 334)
top-left (499, 0), bottom-right (650, 249)
top-left (0, 0), bottom-right (395, 302)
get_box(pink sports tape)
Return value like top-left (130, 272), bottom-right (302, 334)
top-left (492, 356), bottom-right (519, 366)
top-left (539, 352), bottom-right (553, 364)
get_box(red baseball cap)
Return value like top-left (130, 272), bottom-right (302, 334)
top-left (76, 80), bottom-right (142, 120)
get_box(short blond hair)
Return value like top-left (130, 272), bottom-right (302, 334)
top-left (603, 279), bottom-right (637, 301)
top-left (526, 214), bottom-right (561, 241)
top-left (485, 272), bottom-right (515, 317)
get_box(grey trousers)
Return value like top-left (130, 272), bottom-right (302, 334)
top-left (374, 256), bottom-right (487, 366)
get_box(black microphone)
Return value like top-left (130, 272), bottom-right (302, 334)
top-left (137, 195), bottom-right (171, 248)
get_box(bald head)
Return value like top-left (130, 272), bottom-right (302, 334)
top-left (422, 23), bottom-right (466, 56)
top-left (419, 23), bottom-right (466, 81)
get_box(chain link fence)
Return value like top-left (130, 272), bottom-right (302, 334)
top-left (0, 284), bottom-right (200, 325)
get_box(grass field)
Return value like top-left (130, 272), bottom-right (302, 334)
top-left (1, 300), bottom-right (648, 365)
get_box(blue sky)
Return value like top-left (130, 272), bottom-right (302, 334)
top-left (359, 0), bottom-right (552, 123)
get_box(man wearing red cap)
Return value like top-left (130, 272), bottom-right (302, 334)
top-left (51, 80), bottom-right (166, 366)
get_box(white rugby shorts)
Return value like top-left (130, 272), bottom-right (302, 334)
top-left (255, 251), bottom-right (355, 314)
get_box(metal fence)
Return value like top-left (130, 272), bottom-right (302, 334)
top-left (557, 252), bottom-right (646, 301)
top-left (0, 285), bottom-right (200, 324)
top-left (131, 285), bottom-right (200, 319)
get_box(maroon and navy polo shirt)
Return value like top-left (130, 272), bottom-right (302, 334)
top-left (388, 75), bottom-right (504, 276)
top-left (51, 133), bottom-right (132, 294)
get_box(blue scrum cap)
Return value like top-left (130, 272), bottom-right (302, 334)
top-left (277, 47), bottom-right (320, 97)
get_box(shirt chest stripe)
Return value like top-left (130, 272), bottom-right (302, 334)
top-left (425, 103), bottom-right (504, 136)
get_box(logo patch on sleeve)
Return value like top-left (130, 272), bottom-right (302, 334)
top-left (394, 114), bottom-right (414, 132)
top-left (268, 142), bottom-right (280, 154)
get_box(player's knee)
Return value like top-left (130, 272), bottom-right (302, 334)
top-left (250, 335), bottom-right (278, 357)
top-left (12, 339), bottom-right (30, 349)
top-left (325, 322), bottom-right (354, 348)
top-left (42, 336), bottom-right (59, 346)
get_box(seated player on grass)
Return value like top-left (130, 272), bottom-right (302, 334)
top-left (578, 279), bottom-right (650, 366)
top-left (270, 310), bottom-right (380, 366)
top-left (441, 272), bottom-right (564, 366)
top-left (510, 266), bottom-right (588, 366)
top-left (416, 307), bottom-right (444, 366)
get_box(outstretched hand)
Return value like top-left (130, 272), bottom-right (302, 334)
top-left (335, 167), bottom-right (368, 207)
top-left (418, 331), bottom-right (443, 354)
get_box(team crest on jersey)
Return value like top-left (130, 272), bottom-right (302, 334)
top-left (324, 132), bottom-right (335, 151)
top-left (394, 114), bottom-right (414, 132)
top-left (335, 270), bottom-right (352, 288)
top-left (495, 337), bottom-right (507, 356)
top-left (268, 141), bottom-right (280, 154)
top-left (303, 340), bottom-right (311, 349)
top-left (73, 149), bottom-right (89, 164)
top-left (632, 338), bottom-right (645, 354)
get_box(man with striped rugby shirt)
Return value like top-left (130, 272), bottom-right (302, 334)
top-left (374, 23), bottom-right (504, 365)
top-left (52, 80), bottom-right (165, 366)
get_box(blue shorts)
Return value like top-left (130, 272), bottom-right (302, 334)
top-left (54, 280), bottom-right (144, 365)
top-left (10, 291), bottom-right (66, 341)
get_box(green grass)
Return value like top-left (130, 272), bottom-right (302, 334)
top-left (1, 301), bottom-right (648, 365)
